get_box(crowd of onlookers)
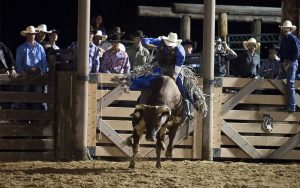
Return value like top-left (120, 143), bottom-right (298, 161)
top-left (0, 15), bottom-right (299, 112)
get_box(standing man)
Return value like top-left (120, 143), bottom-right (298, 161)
top-left (15, 26), bottom-right (48, 110)
top-left (279, 20), bottom-right (300, 113)
top-left (235, 38), bottom-right (260, 78)
top-left (258, 43), bottom-right (281, 79)
top-left (214, 37), bottom-right (237, 77)
top-left (35, 24), bottom-right (50, 46)
top-left (127, 30), bottom-right (151, 70)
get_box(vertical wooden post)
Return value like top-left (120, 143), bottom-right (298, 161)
top-left (180, 15), bottom-right (191, 40)
top-left (252, 19), bottom-right (262, 54)
top-left (74, 0), bottom-right (90, 160)
top-left (202, 0), bottom-right (215, 161)
top-left (218, 12), bottom-right (228, 41)
top-left (282, 0), bottom-right (299, 36)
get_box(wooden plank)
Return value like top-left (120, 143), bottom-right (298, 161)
top-left (87, 83), bottom-right (98, 146)
top-left (0, 110), bottom-right (54, 120)
top-left (56, 71), bottom-right (76, 160)
top-left (270, 79), bottom-right (300, 107)
top-left (97, 90), bottom-right (140, 101)
top-left (97, 85), bottom-right (128, 111)
top-left (221, 120), bottom-right (263, 159)
top-left (0, 139), bottom-right (54, 150)
top-left (97, 133), bottom-right (193, 146)
top-left (229, 122), bottom-right (300, 134)
top-left (104, 120), bottom-right (132, 130)
top-left (0, 91), bottom-right (55, 103)
top-left (95, 146), bottom-right (192, 158)
top-left (213, 87), bottom-right (223, 148)
top-left (98, 107), bottom-right (135, 118)
top-left (98, 118), bottom-right (133, 156)
top-left (220, 148), bottom-right (300, 160)
top-left (0, 74), bottom-right (53, 86)
top-left (224, 110), bottom-right (300, 121)
top-left (222, 77), bottom-right (300, 89)
top-left (221, 79), bottom-right (263, 115)
top-left (193, 111), bottom-right (202, 159)
top-left (0, 152), bottom-right (54, 161)
top-left (268, 132), bottom-right (300, 159)
top-left (221, 135), bottom-right (300, 147)
top-left (0, 122), bottom-right (54, 136)
top-left (222, 94), bottom-right (286, 105)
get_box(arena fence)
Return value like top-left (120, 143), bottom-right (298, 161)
top-left (0, 56), bottom-right (56, 161)
top-left (86, 74), bottom-right (203, 159)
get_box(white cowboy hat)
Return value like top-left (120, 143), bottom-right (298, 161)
top-left (279, 20), bottom-right (297, 32)
top-left (20, 26), bottom-right (38, 36)
top-left (35, 24), bottom-right (50, 33)
top-left (161, 32), bottom-right (182, 47)
top-left (243, 38), bottom-right (261, 50)
top-left (94, 30), bottom-right (107, 41)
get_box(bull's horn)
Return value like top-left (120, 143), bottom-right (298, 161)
top-left (158, 106), bottom-right (172, 116)
top-left (135, 104), bottom-right (146, 110)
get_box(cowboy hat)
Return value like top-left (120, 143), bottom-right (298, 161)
top-left (182, 39), bottom-right (197, 50)
top-left (131, 30), bottom-right (145, 38)
top-left (20, 26), bottom-right (38, 36)
top-left (279, 20), bottom-right (297, 32)
top-left (109, 33), bottom-right (122, 43)
top-left (109, 26), bottom-right (125, 37)
top-left (243, 38), bottom-right (260, 50)
top-left (36, 24), bottom-right (50, 33)
top-left (162, 32), bottom-right (182, 47)
top-left (49, 29), bottom-right (60, 35)
top-left (94, 30), bottom-right (107, 41)
top-left (267, 43), bottom-right (280, 50)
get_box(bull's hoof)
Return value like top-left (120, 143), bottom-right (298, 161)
top-left (129, 162), bottom-right (135, 169)
top-left (156, 162), bottom-right (162, 169)
top-left (165, 150), bottom-right (173, 159)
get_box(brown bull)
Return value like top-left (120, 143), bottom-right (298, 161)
top-left (128, 75), bottom-right (185, 169)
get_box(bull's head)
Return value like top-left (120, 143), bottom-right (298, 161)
top-left (134, 104), bottom-right (171, 142)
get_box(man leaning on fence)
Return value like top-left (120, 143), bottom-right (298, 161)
top-left (279, 20), bottom-right (300, 113)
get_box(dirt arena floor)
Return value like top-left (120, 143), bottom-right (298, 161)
top-left (0, 160), bottom-right (299, 188)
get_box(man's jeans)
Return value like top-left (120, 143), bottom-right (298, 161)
top-left (286, 61), bottom-right (298, 111)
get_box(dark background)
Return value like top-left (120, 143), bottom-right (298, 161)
top-left (0, 0), bottom-right (281, 55)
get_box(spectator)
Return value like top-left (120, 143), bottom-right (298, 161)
top-left (101, 26), bottom-right (126, 52)
top-left (67, 29), bottom-right (100, 73)
top-left (259, 43), bottom-right (282, 79)
top-left (0, 42), bottom-right (16, 109)
top-left (92, 30), bottom-right (107, 58)
top-left (214, 37), bottom-right (237, 77)
top-left (91, 14), bottom-right (106, 35)
top-left (15, 26), bottom-right (48, 110)
top-left (279, 20), bottom-right (300, 113)
top-left (235, 38), bottom-right (260, 78)
top-left (127, 30), bottom-right (151, 70)
top-left (182, 39), bottom-right (197, 55)
top-left (0, 42), bottom-right (16, 77)
top-left (100, 32), bottom-right (130, 74)
top-left (44, 29), bottom-right (60, 50)
top-left (35, 24), bottom-right (50, 46)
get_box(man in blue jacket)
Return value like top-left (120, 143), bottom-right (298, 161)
top-left (279, 20), bottom-right (300, 113)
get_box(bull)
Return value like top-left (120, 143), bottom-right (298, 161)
top-left (127, 75), bottom-right (186, 169)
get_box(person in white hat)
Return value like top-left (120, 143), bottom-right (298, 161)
top-left (142, 32), bottom-right (200, 120)
top-left (235, 38), bottom-right (260, 78)
top-left (92, 30), bottom-right (107, 57)
top-left (15, 26), bottom-right (48, 111)
top-left (16, 26), bottom-right (47, 75)
top-left (279, 20), bottom-right (300, 113)
top-left (35, 24), bottom-right (50, 45)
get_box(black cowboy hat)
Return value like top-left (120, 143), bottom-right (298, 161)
top-left (108, 26), bottom-right (125, 37)
top-left (109, 33), bottom-right (122, 43)
top-left (131, 30), bottom-right (144, 38)
top-left (182, 39), bottom-right (197, 50)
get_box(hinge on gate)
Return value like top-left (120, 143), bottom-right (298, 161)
top-left (204, 78), bottom-right (222, 87)
top-left (213, 148), bottom-right (221, 158)
top-left (89, 73), bottom-right (98, 83)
